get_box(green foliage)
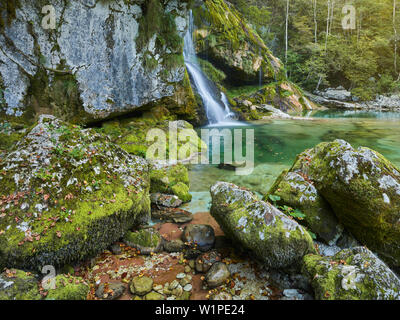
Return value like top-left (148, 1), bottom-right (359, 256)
top-left (232, 0), bottom-right (400, 97)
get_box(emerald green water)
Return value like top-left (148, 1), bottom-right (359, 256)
top-left (184, 114), bottom-right (400, 213)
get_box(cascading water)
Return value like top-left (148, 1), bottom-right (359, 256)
top-left (183, 11), bottom-right (239, 126)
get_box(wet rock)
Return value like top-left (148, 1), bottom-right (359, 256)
top-left (210, 182), bottom-right (316, 270)
top-left (302, 247), bottom-right (400, 300)
top-left (123, 228), bottom-right (163, 255)
top-left (95, 283), bottom-right (125, 300)
top-left (288, 139), bottom-right (400, 267)
top-left (195, 250), bottom-right (222, 273)
top-left (145, 291), bottom-right (165, 300)
top-left (267, 170), bottom-right (343, 244)
top-left (109, 243), bottom-right (122, 255)
top-left (182, 224), bottom-right (215, 252)
top-left (150, 193), bottom-right (182, 208)
top-left (0, 116), bottom-right (150, 270)
top-left (183, 284), bottom-right (192, 292)
top-left (152, 207), bottom-right (193, 224)
top-left (46, 275), bottom-right (89, 300)
top-left (164, 239), bottom-right (185, 253)
top-left (130, 276), bottom-right (154, 296)
top-left (205, 262), bottom-right (230, 288)
top-left (0, 0), bottom-right (194, 123)
top-left (0, 269), bottom-right (41, 300)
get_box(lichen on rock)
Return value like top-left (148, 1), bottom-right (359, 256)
top-left (210, 181), bottom-right (316, 270)
top-left (286, 139), bottom-right (400, 267)
top-left (302, 247), bottom-right (400, 300)
top-left (0, 115), bottom-right (150, 271)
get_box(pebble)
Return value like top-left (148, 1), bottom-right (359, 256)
top-left (183, 284), bottom-right (192, 292)
top-left (176, 272), bottom-right (186, 279)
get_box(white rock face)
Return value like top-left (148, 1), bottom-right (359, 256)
top-left (0, 0), bottom-right (188, 120)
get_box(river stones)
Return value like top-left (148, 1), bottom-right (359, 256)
top-left (0, 269), bottom-right (41, 300)
top-left (302, 247), bottom-right (400, 300)
top-left (267, 170), bottom-right (343, 244)
top-left (123, 228), bottom-right (163, 255)
top-left (285, 139), bottom-right (400, 267)
top-left (46, 275), bottom-right (89, 300)
top-left (95, 282), bottom-right (125, 300)
top-left (205, 262), bottom-right (230, 288)
top-left (182, 224), bottom-right (215, 252)
top-left (0, 115), bottom-right (150, 270)
top-left (130, 276), bottom-right (153, 296)
top-left (145, 291), bottom-right (165, 300)
top-left (150, 193), bottom-right (182, 208)
top-left (210, 181), bottom-right (316, 270)
top-left (195, 250), bottom-right (222, 273)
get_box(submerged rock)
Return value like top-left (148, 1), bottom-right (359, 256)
top-left (210, 182), bottom-right (316, 270)
top-left (0, 115), bottom-right (150, 270)
top-left (267, 170), bottom-right (343, 244)
top-left (302, 247), bottom-right (400, 300)
top-left (123, 228), bottom-right (163, 255)
top-left (182, 224), bottom-right (215, 252)
top-left (0, 269), bottom-right (41, 300)
top-left (288, 139), bottom-right (400, 267)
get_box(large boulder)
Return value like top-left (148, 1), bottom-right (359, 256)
top-left (286, 139), bottom-right (400, 267)
top-left (0, 0), bottom-right (200, 124)
top-left (193, 0), bottom-right (283, 84)
top-left (302, 247), bottom-right (400, 300)
top-left (267, 170), bottom-right (343, 245)
top-left (0, 115), bottom-right (150, 270)
top-left (210, 182), bottom-right (316, 270)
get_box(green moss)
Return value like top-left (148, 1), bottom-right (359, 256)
top-left (198, 58), bottom-right (226, 84)
top-left (150, 164), bottom-right (190, 195)
top-left (0, 269), bottom-right (41, 300)
top-left (45, 275), bottom-right (89, 300)
top-left (171, 182), bottom-right (192, 202)
top-left (0, 117), bottom-right (150, 270)
top-left (124, 229), bottom-right (161, 250)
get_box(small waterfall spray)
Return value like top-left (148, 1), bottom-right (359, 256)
top-left (183, 11), bottom-right (238, 126)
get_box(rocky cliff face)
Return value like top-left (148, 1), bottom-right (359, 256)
top-left (0, 0), bottom-right (199, 125)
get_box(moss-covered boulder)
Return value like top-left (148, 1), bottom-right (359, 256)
top-left (194, 0), bottom-right (283, 84)
top-left (210, 181), bottom-right (316, 270)
top-left (267, 171), bottom-right (343, 245)
top-left (0, 115), bottom-right (150, 270)
top-left (45, 275), bottom-right (89, 300)
top-left (302, 247), bottom-right (400, 300)
top-left (150, 164), bottom-right (191, 202)
top-left (130, 276), bottom-right (153, 296)
top-left (123, 228), bottom-right (163, 254)
top-left (0, 269), bottom-right (41, 300)
top-left (288, 139), bottom-right (400, 267)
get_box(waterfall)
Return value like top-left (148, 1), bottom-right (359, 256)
top-left (183, 11), bottom-right (238, 126)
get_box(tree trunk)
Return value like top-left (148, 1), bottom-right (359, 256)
top-left (313, 0), bottom-right (318, 43)
top-left (285, 0), bottom-right (290, 64)
top-left (394, 0), bottom-right (398, 73)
